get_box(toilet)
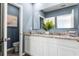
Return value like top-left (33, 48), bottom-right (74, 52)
top-left (13, 42), bottom-right (19, 53)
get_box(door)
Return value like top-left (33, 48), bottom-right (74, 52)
top-left (7, 3), bottom-right (23, 56)
top-left (0, 3), bottom-right (4, 56)
top-left (0, 3), bottom-right (23, 56)
top-left (0, 3), bottom-right (8, 56)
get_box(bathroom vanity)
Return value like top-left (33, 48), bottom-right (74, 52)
top-left (24, 33), bottom-right (79, 56)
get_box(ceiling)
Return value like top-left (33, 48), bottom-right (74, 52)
top-left (41, 3), bottom-right (78, 12)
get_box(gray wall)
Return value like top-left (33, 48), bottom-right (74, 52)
top-left (19, 3), bottom-right (44, 32)
top-left (19, 3), bottom-right (33, 32)
top-left (44, 5), bottom-right (79, 32)
top-left (19, 3), bottom-right (79, 32)
top-left (33, 4), bottom-right (45, 30)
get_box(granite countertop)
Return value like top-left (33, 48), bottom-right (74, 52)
top-left (24, 32), bottom-right (79, 42)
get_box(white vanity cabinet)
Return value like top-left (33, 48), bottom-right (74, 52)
top-left (47, 37), bottom-right (58, 56)
top-left (24, 35), bottom-right (79, 56)
top-left (25, 36), bottom-right (58, 56)
top-left (29, 36), bottom-right (47, 56)
top-left (24, 36), bottom-right (30, 54)
top-left (58, 46), bottom-right (79, 56)
top-left (57, 39), bottom-right (79, 56)
top-left (29, 36), bottom-right (59, 56)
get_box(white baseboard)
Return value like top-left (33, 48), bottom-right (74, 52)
top-left (7, 47), bottom-right (25, 56)
top-left (25, 50), bottom-right (29, 54)
top-left (25, 51), bottom-right (31, 56)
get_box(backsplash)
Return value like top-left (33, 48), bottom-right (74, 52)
top-left (24, 29), bottom-right (79, 37)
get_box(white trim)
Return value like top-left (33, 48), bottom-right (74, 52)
top-left (3, 3), bottom-right (7, 56)
top-left (8, 3), bottom-right (23, 56)
top-left (39, 15), bottom-right (45, 19)
top-left (9, 3), bottom-right (22, 8)
top-left (19, 5), bottom-right (23, 56)
top-left (71, 9), bottom-right (74, 28)
top-left (22, 53), bottom-right (26, 56)
top-left (25, 51), bottom-right (31, 56)
top-left (25, 51), bottom-right (30, 55)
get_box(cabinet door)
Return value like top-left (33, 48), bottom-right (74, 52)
top-left (58, 46), bottom-right (76, 56)
top-left (30, 36), bottom-right (47, 56)
top-left (47, 38), bottom-right (58, 56)
top-left (24, 36), bottom-right (30, 54)
top-left (57, 39), bottom-right (79, 56)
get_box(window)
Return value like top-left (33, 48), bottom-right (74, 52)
top-left (57, 13), bottom-right (74, 28)
top-left (40, 17), bottom-right (44, 29)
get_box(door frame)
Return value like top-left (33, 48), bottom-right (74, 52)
top-left (3, 3), bottom-right (8, 56)
top-left (3, 3), bottom-right (23, 56)
top-left (8, 3), bottom-right (23, 56)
